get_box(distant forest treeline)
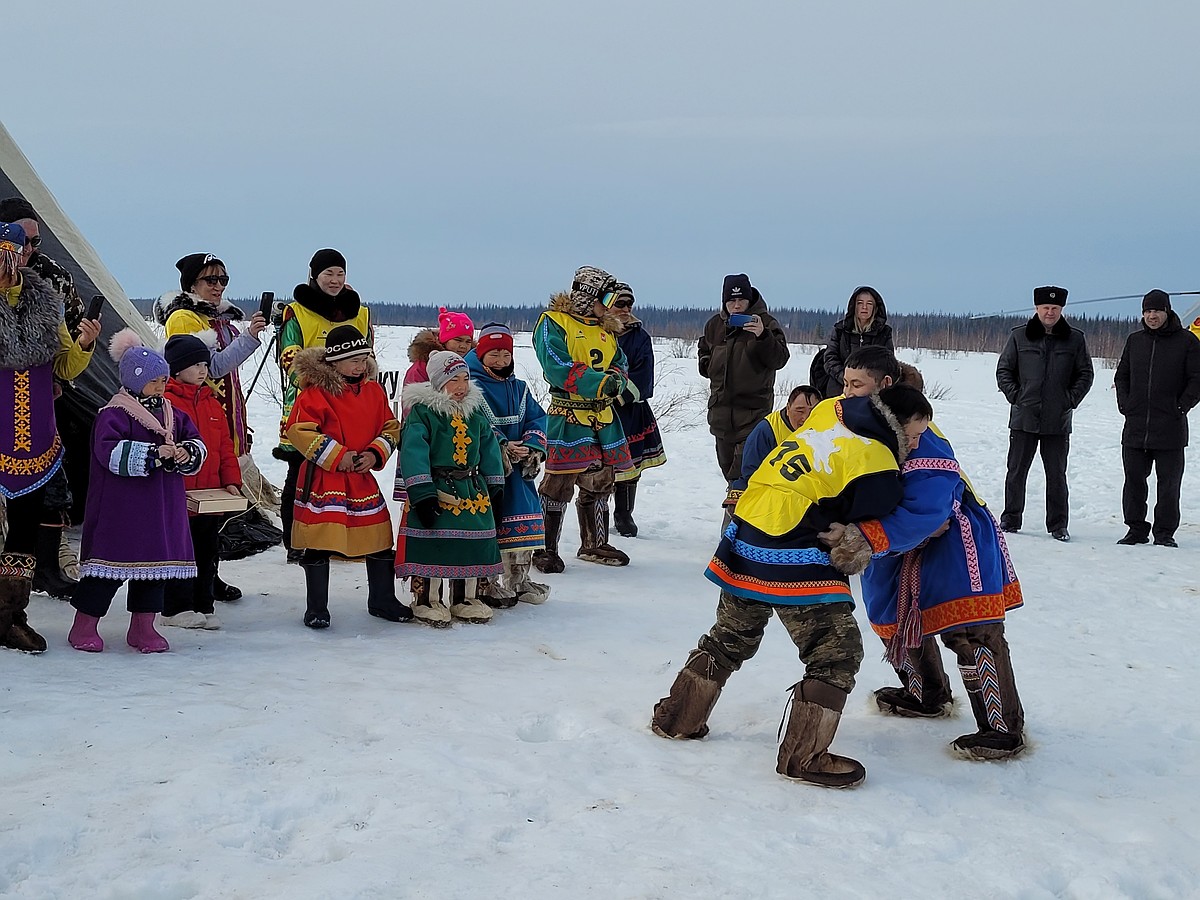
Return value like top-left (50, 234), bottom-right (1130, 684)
top-left (130, 299), bottom-right (1144, 360)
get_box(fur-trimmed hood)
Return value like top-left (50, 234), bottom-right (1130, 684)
top-left (154, 290), bottom-right (245, 326)
top-left (290, 346), bottom-right (379, 395)
top-left (836, 392), bottom-right (912, 466)
top-left (401, 380), bottom-right (487, 418)
top-left (547, 291), bottom-right (624, 334)
top-left (407, 328), bottom-right (444, 364)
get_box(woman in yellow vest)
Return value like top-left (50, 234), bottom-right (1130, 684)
top-left (274, 249), bottom-right (372, 560)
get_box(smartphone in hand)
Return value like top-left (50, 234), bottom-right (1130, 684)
top-left (728, 313), bottom-right (754, 327)
top-left (257, 291), bottom-right (275, 321)
top-left (85, 294), bottom-right (105, 321)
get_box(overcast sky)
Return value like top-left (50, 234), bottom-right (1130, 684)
top-left (5, 1), bottom-right (1198, 316)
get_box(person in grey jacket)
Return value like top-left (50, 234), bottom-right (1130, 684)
top-left (995, 285), bottom-right (1094, 541)
top-left (1113, 290), bottom-right (1200, 547)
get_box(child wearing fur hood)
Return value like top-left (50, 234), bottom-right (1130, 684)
top-left (396, 351), bottom-right (505, 626)
top-left (286, 325), bottom-right (406, 630)
top-left (68, 330), bottom-right (207, 654)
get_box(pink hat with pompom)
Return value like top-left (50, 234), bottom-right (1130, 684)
top-left (438, 307), bottom-right (474, 344)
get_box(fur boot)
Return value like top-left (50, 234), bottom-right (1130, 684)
top-left (479, 575), bottom-right (519, 609)
top-left (576, 494), bottom-right (629, 566)
top-left (776, 680), bottom-right (866, 788)
top-left (532, 502), bottom-right (566, 574)
top-left (614, 480), bottom-right (638, 537)
top-left (68, 611), bottom-right (104, 652)
top-left (449, 578), bottom-right (492, 624)
top-left (875, 637), bottom-right (954, 718)
top-left (59, 529), bottom-right (80, 580)
top-left (32, 523), bottom-right (77, 600)
top-left (411, 576), bottom-right (451, 628)
top-left (0, 552), bottom-right (47, 654)
top-left (126, 612), bottom-right (170, 653)
top-left (950, 647), bottom-right (1025, 760)
top-left (651, 649), bottom-right (734, 739)
top-left (504, 551), bottom-right (550, 604)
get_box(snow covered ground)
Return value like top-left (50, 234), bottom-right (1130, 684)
top-left (3, 326), bottom-right (1198, 899)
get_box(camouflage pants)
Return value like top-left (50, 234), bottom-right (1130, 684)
top-left (697, 591), bottom-right (864, 694)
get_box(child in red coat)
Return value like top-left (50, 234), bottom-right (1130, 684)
top-left (161, 335), bottom-right (242, 629)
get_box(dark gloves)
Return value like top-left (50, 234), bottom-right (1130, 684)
top-left (414, 497), bottom-right (439, 529)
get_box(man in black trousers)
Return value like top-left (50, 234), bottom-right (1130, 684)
top-left (1114, 290), bottom-right (1200, 547)
top-left (996, 286), bottom-right (1094, 542)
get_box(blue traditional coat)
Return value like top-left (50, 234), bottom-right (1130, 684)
top-left (705, 395), bottom-right (906, 606)
top-left (615, 319), bottom-right (666, 480)
top-left (465, 349), bottom-right (548, 552)
top-left (860, 424), bottom-right (1023, 663)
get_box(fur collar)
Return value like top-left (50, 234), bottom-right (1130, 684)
top-left (292, 282), bottom-right (362, 323)
top-left (402, 380), bottom-right (487, 418)
top-left (547, 291), bottom-right (624, 334)
top-left (0, 270), bottom-right (64, 369)
top-left (290, 346), bottom-right (380, 395)
top-left (154, 290), bottom-right (245, 325)
top-left (1024, 314), bottom-right (1073, 341)
top-left (868, 391), bottom-right (912, 466)
top-left (407, 328), bottom-right (444, 364)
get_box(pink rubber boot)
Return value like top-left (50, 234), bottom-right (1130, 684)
top-left (126, 612), bottom-right (169, 653)
top-left (68, 611), bottom-right (104, 652)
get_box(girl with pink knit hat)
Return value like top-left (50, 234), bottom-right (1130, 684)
top-left (402, 307), bottom-right (475, 404)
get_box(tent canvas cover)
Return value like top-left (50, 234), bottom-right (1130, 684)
top-left (1, 119), bottom-right (160, 516)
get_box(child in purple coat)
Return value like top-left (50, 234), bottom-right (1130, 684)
top-left (67, 330), bottom-right (206, 653)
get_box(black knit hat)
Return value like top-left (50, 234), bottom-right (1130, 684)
top-left (325, 324), bottom-right (371, 362)
top-left (310, 248), bottom-right (347, 280)
top-left (177, 253), bottom-right (225, 291)
top-left (164, 334), bottom-right (212, 375)
top-left (0, 198), bottom-right (38, 222)
top-left (1142, 289), bottom-right (1171, 312)
top-left (1033, 285), bottom-right (1067, 306)
top-left (722, 274), bottom-right (753, 306)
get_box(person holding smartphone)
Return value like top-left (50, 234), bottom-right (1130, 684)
top-left (154, 253), bottom-right (267, 599)
top-left (697, 273), bottom-right (790, 487)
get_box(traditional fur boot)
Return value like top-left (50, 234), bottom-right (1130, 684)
top-left (504, 551), bottom-right (550, 604)
top-left (951, 648), bottom-right (1025, 760)
top-left (411, 576), bottom-right (452, 628)
top-left (613, 480), bottom-right (638, 538)
top-left (532, 502), bottom-right (566, 574)
top-left (365, 553), bottom-right (413, 622)
top-left (59, 529), bottom-right (80, 580)
top-left (126, 612), bottom-right (170, 653)
top-left (68, 611), bottom-right (104, 652)
top-left (576, 494), bottom-right (629, 566)
top-left (302, 557), bottom-right (331, 629)
top-left (776, 680), bottom-right (866, 788)
top-left (449, 578), bottom-right (492, 624)
top-left (479, 575), bottom-right (519, 609)
top-left (31, 523), bottom-right (78, 601)
top-left (651, 649), bottom-right (734, 739)
top-left (0, 552), bottom-right (48, 654)
top-left (875, 637), bottom-right (954, 718)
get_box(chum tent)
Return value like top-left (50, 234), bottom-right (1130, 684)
top-left (1, 119), bottom-right (157, 517)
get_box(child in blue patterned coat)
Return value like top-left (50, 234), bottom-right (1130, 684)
top-left (465, 324), bottom-right (551, 605)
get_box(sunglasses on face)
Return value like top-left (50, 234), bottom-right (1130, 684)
top-left (612, 299), bottom-right (634, 309)
top-left (24, 236), bottom-right (42, 250)
top-left (199, 275), bottom-right (230, 286)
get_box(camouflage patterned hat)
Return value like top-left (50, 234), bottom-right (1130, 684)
top-left (569, 265), bottom-right (616, 316)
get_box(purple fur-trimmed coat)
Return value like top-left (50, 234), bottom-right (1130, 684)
top-left (79, 402), bottom-right (204, 581)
